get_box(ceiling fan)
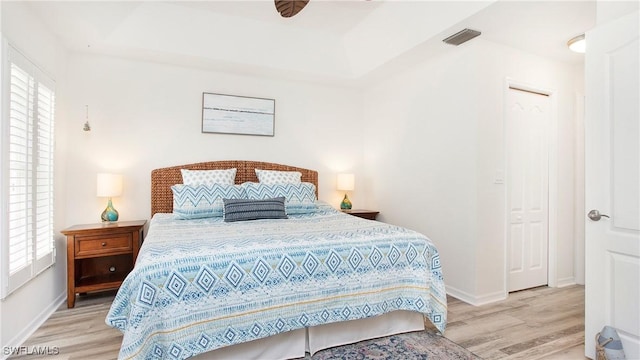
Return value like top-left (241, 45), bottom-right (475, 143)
top-left (274, 0), bottom-right (310, 18)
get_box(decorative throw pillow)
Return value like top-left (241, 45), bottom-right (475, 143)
top-left (180, 168), bottom-right (237, 186)
top-left (255, 169), bottom-right (302, 184)
top-left (241, 182), bottom-right (317, 214)
top-left (172, 184), bottom-right (245, 219)
top-left (223, 197), bottom-right (288, 222)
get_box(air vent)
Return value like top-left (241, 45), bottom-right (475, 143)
top-left (443, 28), bottom-right (481, 46)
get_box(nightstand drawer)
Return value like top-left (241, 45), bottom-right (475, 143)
top-left (75, 233), bottom-right (132, 257)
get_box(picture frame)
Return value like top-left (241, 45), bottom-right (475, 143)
top-left (202, 92), bottom-right (275, 136)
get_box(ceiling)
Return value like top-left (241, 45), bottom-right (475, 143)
top-left (24, 1), bottom-right (596, 85)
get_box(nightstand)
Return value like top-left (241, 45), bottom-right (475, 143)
top-left (61, 220), bottom-right (146, 308)
top-left (342, 209), bottom-right (379, 220)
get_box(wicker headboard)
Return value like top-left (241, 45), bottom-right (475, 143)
top-left (151, 160), bottom-right (319, 216)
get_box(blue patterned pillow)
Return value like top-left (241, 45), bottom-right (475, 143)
top-left (180, 168), bottom-right (236, 186)
top-left (223, 197), bottom-right (288, 222)
top-left (255, 169), bottom-right (301, 184)
top-left (172, 184), bottom-right (245, 219)
top-left (241, 182), bottom-right (317, 214)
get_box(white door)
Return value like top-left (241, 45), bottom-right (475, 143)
top-left (584, 11), bottom-right (640, 360)
top-left (507, 87), bottom-right (550, 292)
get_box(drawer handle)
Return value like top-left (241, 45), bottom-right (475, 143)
top-left (101, 242), bottom-right (107, 247)
top-left (109, 266), bottom-right (116, 273)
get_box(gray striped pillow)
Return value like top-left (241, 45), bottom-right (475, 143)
top-left (223, 197), bottom-right (288, 222)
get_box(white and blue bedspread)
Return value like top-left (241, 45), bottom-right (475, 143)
top-left (106, 203), bottom-right (447, 359)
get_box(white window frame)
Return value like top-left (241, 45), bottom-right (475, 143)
top-left (1, 41), bottom-right (56, 298)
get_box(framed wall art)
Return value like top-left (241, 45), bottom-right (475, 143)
top-left (202, 92), bottom-right (275, 136)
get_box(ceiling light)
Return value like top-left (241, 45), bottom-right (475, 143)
top-left (567, 34), bottom-right (585, 53)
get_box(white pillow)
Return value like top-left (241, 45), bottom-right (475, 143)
top-left (180, 168), bottom-right (236, 186)
top-left (255, 169), bottom-right (302, 184)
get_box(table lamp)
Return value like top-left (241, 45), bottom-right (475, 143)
top-left (337, 173), bottom-right (354, 210)
top-left (97, 173), bottom-right (123, 222)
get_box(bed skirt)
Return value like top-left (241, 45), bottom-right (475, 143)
top-left (193, 310), bottom-right (425, 359)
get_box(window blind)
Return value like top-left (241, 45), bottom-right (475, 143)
top-left (2, 44), bottom-right (55, 298)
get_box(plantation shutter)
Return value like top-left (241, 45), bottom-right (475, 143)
top-left (2, 44), bottom-right (55, 297)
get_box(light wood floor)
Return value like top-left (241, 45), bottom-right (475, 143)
top-left (439, 285), bottom-right (587, 360)
top-left (11, 285), bottom-right (586, 359)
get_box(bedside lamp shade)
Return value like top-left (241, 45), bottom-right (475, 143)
top-left (97, 173), bottom-right (122, 222)
top-left (337, 173), bottom-right (354, 210)
top-left (337, 173), bottom-right (355, 191)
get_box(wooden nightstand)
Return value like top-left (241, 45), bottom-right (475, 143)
top-left (61, 220), bottom-right (146, 308)
top-left (342, 209), bottom-right (379, 220)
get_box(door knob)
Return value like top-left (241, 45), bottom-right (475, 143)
top-left (588, 209), bottom-right (610, 221)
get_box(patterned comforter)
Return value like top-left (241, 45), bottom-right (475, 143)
top-left (106, 203), bottom-right (447, 359)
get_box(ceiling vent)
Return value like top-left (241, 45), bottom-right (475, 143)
top-left (443, 28), bottom-right (481, 46)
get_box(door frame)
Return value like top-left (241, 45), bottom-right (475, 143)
top-left (503, 78), bottom-right (559, 295)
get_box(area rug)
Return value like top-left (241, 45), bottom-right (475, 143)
top-left (306, 330), bottom-right (482, 360)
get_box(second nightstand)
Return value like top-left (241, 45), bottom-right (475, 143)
top-left (62, 220), bottom-right (146, 308)
top-left (342, 209), bottom-right (379, 220)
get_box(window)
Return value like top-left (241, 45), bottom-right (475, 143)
top-left (1, 43), bottom-right (56, 298)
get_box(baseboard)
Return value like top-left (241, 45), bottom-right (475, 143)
top-left (555, 276), bottom-right (576, 288)
top-left (2, 291), bottom-right (66, 360)
top-left (446, 286), bottom-right (507, 306)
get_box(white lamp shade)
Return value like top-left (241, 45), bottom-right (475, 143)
top-left (337, 173), bottom-right (355, 191)
top-left (97, 173), bottom-right (123, 197)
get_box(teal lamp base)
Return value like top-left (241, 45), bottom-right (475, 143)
top-left (340, 194), bottom-right (352, 210)
top-left (101, 198), bottom-right (119, 222)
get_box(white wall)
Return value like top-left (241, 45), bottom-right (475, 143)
top-left (362, 38), bottom-right (583, 304)
top-left (574, 63), bottom-right (585, 286)
top-left (63, 53), bottom-right (364, 225)
top-left (0, 1), bottom-right (69, 352)
top-left (362, 43), bottom-right (479, 299)
top-left (596, 0), bottom-right (639, 25)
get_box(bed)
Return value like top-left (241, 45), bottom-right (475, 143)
top-left (106, 160), bottom-right (447, 359)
